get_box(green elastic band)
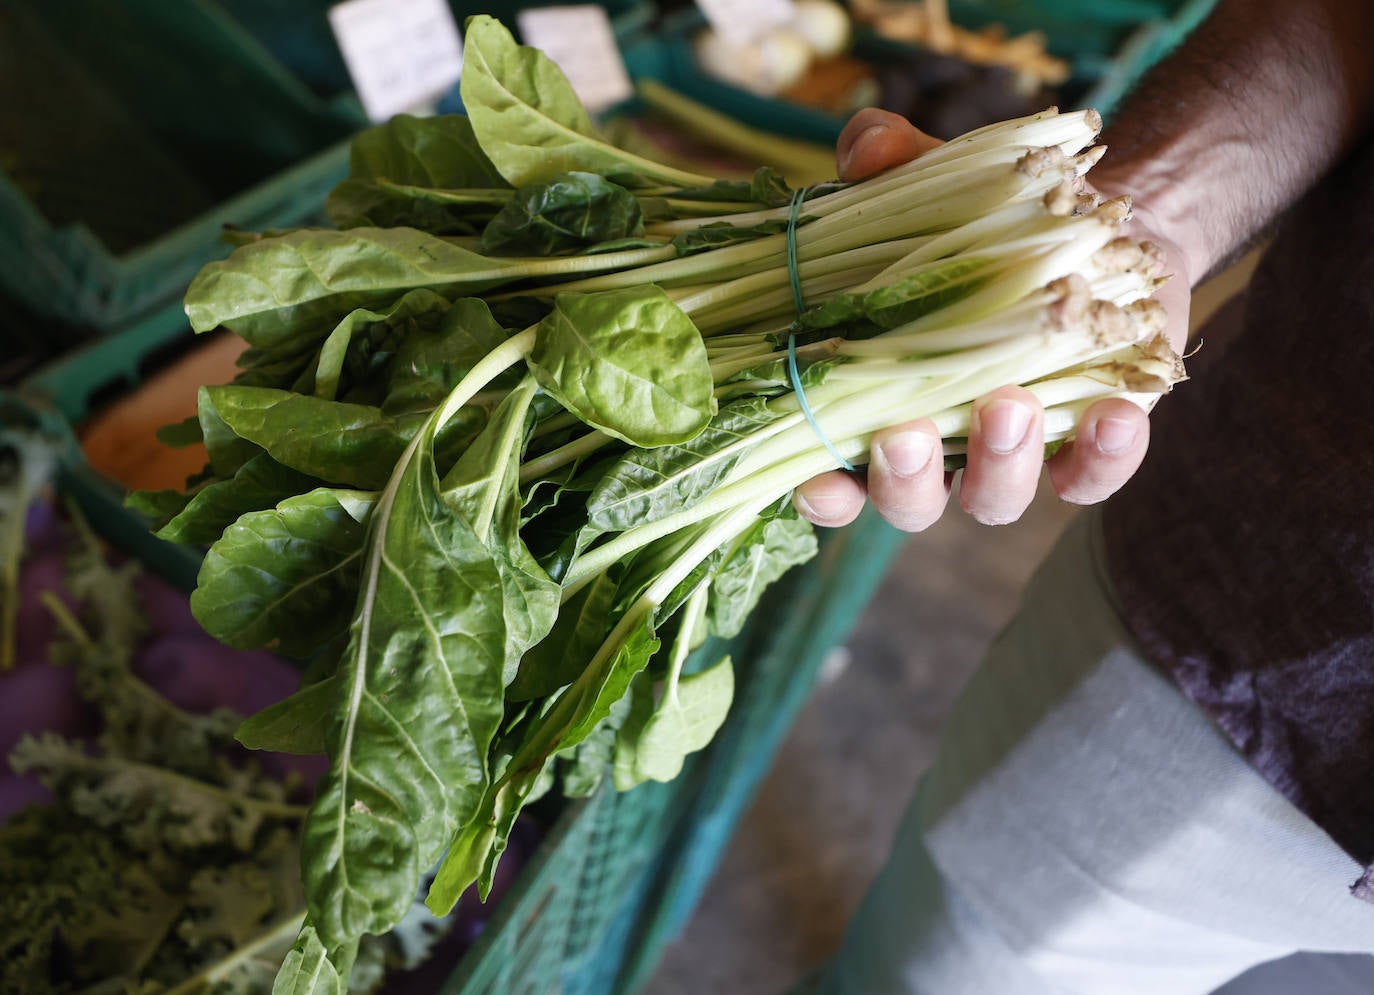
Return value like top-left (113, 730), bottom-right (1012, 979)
top-left (787, 334), bottom-right (855, 472)
top-left (785, 187), bottom-right (855, 472)
top-left (786, 186), bottom-right (808, 314)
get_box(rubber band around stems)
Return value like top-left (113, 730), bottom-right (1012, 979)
top-left (785, 186), bottom-right (856, 472)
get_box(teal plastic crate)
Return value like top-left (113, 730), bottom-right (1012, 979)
top-left (0, 0), bottom-right (359, 334)
top-left (627, 0), bottom-right (1218, 147)
top-left (0, 1), bottom-right (663, 340)
top-left (13, 313), bottom-right (907, 995)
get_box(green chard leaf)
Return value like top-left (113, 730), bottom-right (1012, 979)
top-left (440, 379), bottom-right (560, 686)
top-left (236, 676), bottom-right (338, 755)
top-left (611, 671), bottom-right (657, 791)
top-left (427, 761), bottom-right (543, 913)
top-left (670, 219), bottom-right (792, 256)
top-left (233, 341), bottom-right (321, 391)
top-left (560, 689), bottom-right (635, 798)
top-left (313, 289), bottom-right (453, 402)
top-left (326, 109), bottom-right (512, 232)
top-left (192, 488), bottom-right (374, 658)
top-left (708, 510), bottom-right (818, 638)
top-left (429, 611), bottom-right (660, 910)
top-left (198, 385), bottom-right (264, 478)
top-left (201, 385), bottom-right (422, 490)
top-left (183, 227), bottom-right (522, 348)
top-left (507, 567), bottom-right (619, 701)
top-left (669, 168), bottom-right (784, 206)
top-left (124, 486), bottom-right (195, 530)
top-left (581, 236), bottom-right (664, 254)
top-left (634, 655), bottom-right (734, 783)
top-left (384, 297), bottom-right (516, 415)
top-left (529, 286), bottom-right (716, 448)
top-left (156, 414), bottom-right (204, 447)
top-left (792, 255), bottom-right (996, 333)
top-left (301, 399), bottom-right (540, 946)
top-left (273, 923), bottom-right (354, 995)
top-left (326, 178), bottom-right (504, 235)
top-left (459, 15), bottom-right (710, 189)
top-left (619, 526), bottom-right (725, 626)
top-left (587, 396), bottom-right (781, 532)
top-left (348, 113), bottom-right (509, 189)
top-left (480, 172), bottom-right (644, 256)
top-left (154, 453), bottom-right (320, 546)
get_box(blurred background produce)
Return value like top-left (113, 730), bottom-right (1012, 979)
top-left (684, 0), bottom-right (1069, 139)
top-left (0, 424), bottom-right (538, 994)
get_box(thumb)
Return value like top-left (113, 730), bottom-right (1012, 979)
top-left (837, 108), bottom-right (943, 181)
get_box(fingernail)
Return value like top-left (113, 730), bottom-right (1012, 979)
top-left (874, 431), bottom-right (935, 478)
top-left (1094, 416), bottom-right (1137, 455)
top-left (794, 491), bottom-right (848, 522)
top-left (978, 399), bottom-right (1033, 454)
top-left (839, 124), bottom-right (888, 176)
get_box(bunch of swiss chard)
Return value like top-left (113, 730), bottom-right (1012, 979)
top-left (131, 15), bottom-right (1184, 991)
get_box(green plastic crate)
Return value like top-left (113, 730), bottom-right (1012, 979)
top-left (0, 0), bottom-right (359, 334)
top-left (628, 0), bottom-right (1218, 147)
top-left (12, 315), bottom-right (907, 995)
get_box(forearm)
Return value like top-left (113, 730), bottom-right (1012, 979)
top-left (1092, 0), bottom-right (1374, 286)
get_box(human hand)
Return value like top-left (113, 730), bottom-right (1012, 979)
top-left (793, 109), bottom-right (1191, 531)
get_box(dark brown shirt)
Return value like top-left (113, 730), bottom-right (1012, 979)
top-left (1103, 132), bottom-right (1374, 899)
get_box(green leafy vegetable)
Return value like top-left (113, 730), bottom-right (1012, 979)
top-left (709, 512), bottom-right (819, 639)
top-left (383, 297), bottom-right (515, 415)
top-left (271, 923), bottom-right (350, 995)
top-left (790, 255), bottom-right (997, 333)
top-left (184, 228), bottom-right (520, 346)
top-left (635, 655), bottom-right (734, 783)
top-left (298, 402), bottom-right (536, 948)
top-left (481, 172), bottom-right (645, 256)
top-left (529, 287), bottom-right (716, 448)
top-left (507, 569), bottom-right (618, 701)
top-left (198, 385), bottom-right (265, 478)
top-left (202, 386), bottom-right (423, 490)
top-left (670, 218), bottom-right (792, 256)
top-left (153, 453), bottom-right (320, 546)
top-left (192, 488), bottom-right (373, 657)
top-left (156, 414), bottom-right (205, 448)
top-left (313, 289), bottom-right (453, 402)
top-left (586, 397), bottom-right (781, 531)
top-left (236, 678), bottom-right (337, 755)
top-left (325, 113), bottom-right (510, 235)
top-left (459, 15), bottom-right (712, 189)
top-left (349, 114), bottom-right (509, 189)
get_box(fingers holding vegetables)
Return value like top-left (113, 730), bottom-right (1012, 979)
top-left (793, 468), bottom-right (869, 527)
top-left (794, 106), bottom-right (1182, 531)
top-left (866, 419), bottom-right (952, 532)
top-left (959, 386), bottom-right (1048, 525)
top-left (1046, 397), bottom-right (1150, 506)
top-left (793, 417), bottom-right (954, 532)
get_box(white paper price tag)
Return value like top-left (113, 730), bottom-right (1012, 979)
top-left (328, 0), bottom-right (464, 123)
top-left (695, 0), bottom-right (796, 46)
top-left (516, 6), bottom-right (633, 114)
